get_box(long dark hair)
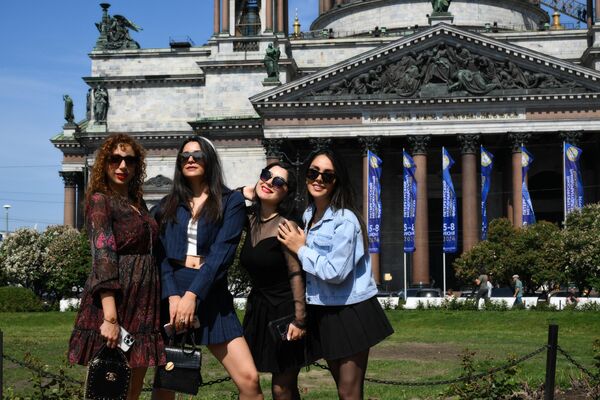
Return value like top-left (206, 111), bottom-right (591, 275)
top-left (159, 136), bottom-right (226, 227)
top-left (306, 149), bottom-right (369, 251)
top-left (250, 162), bottom-right (298, 227)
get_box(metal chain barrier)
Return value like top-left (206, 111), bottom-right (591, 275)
top-left (313, 345), bottom-right (548, 387)
top-left (2, 353), bottom-right (84, 386)
top-left (0, 344), bottom-right (569, 391)
top-left (557, 345), bottom-right (599, 380)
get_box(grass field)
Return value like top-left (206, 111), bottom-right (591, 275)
top-left (1, 310), bottom-right (599, 399)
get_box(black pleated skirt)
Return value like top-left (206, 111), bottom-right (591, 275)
top-left (306, 296), bottom-right (394, 361)
top-left (243, 290), bottom-right (316, 373)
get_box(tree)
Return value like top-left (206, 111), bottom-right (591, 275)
top-left (42, 226), bottom-right (91, 301)
top-left (561, 203), bottom-right (600, 291)
top-left (453, 218), bottom-right (564, 292)
top-left (0, 228), bottom-right (45, 295)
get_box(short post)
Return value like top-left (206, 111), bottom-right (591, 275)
top-left (1, 330), bottom-right (3, 399)
top-left (544, 324), bottom-right (559, 400)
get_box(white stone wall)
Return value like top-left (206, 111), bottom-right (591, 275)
top-left (91, 48), bottom-right (209, 76)
top-left (106, 85), bottom-right (200, 132)
top-left (315, 0), bottom-right (545, 32)
top-left (291, 39), bottom-right (381, 69)
top-left (200, 70), bottom-right (270, 118)
top-left (217, 145), bottom-right (266, 189)
top-left (494, 30), bottom-right (589, 61)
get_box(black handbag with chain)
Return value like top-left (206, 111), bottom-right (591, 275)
top-left (85, 345), bottom-right (131, 400)
top-left (153, 331), bottom-right (202, 395)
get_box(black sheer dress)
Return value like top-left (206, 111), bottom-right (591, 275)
top-left (240, 214), bottom-right (312, 373)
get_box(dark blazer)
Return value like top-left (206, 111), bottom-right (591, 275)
top-left (155, 189), bottom-right (246, 301)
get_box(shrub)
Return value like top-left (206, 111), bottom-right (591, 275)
top-left (42, 226), bottom-right (91, 302)
top-left (529, 301), bottom-right (557, 312)
top-left (0, 228), bottom-right (45, 296)
top-left (0, 286), bottom-right (44, 312)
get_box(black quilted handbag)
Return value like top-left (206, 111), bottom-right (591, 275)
top-left (154, 332), bottom-right (202, 395)
top-left (85, 345), bottom-right (131, 400)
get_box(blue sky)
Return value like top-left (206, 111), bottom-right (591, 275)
top-left (0, 0), bottom-right (317, 232)
top-left (0, 1), bottom-right (568, 232)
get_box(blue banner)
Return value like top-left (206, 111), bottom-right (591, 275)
top-left (442, 147), bottom-right (457, 253)
top-left (367, 150), bottom-right (383, 253)
top-left (403, 151), bottom-right (417, 253)
top-left (521, 146), bottom-right (536, 226)
top-left (481, 146), bottom-right (494, 240)
top-left (564, 142), bottom-right (584, 216)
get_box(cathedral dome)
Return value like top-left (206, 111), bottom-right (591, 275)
top-left (310, 0), bottom-right (549, 34)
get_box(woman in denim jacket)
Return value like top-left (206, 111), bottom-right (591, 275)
top-left (153, 136), bottom-right (263, 400)
top-left (278, 149), bottom-right (393, 400)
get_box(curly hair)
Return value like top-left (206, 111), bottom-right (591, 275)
top-left (85, 133), bottom-right (147, 207)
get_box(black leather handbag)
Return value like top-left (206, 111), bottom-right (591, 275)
top-left (154, 332), bottom-right (202, 395)
top-left (268, 314), bottom-right (295, 342)
top-left (85, 345), bottom-right (131, 400)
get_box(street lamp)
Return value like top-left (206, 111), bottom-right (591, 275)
top-left (3, 204), bottom-right (11, 236)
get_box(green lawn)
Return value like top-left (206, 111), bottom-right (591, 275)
top-left (1, 310), bottom-right (599, 399)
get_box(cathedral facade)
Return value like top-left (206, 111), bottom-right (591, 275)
top-left (52, 0), bottom-right (600, 290)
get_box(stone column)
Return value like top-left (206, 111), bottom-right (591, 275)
top-left (277, 0), bottom-right (284, 33)
top-left (214, 0), bottom-right (220, 35)
top-left (319, 0), bottom-right (324, 15)
top-left (76, 173), bottom-right (85, 229)
top-left (262, 138), bottom-right (284, 164)
top-left (60, 171), bottom-right (79, 228)
top-left (559, 131), bottom-right (583, 146)
top-left (324, 0), bottom-right (332, 12)
top-left (358, 136), bottom-right (382, 284)
top-left (508, 133), bottom-right (531, 228)
top-left (222, 0), bottom-right (230, 34)
top-left (457, 134), bottom-right (480, 253)
top-left (309, 138), bottom-right (332, 153)
top-left (266, 0), bottom-right (274, 31)
top-left (596, 0), bottom-right (600, 22)
top-left (336, 0), bottom-right (343, 5)
top-left (408, 135), bottom-right (431, 285)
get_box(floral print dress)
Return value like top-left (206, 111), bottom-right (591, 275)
top-left (68, 193), bottom-right (165, 368)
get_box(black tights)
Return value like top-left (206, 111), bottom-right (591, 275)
top-left (271, 368), bottom-right (301, 400)
top-left (326, 350), bottom-right (370, 400)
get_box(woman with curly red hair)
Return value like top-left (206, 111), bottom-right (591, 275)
top-left (68, 133), bottom-right (165, 399)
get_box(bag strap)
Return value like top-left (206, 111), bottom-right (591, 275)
top-left (94, 344), bottom-right (129, 365)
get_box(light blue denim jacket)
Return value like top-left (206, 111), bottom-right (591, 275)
top-left (297, 205), bottom-right (378, 306)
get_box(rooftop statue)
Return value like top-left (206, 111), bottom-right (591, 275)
top-left (432, 0), bottom-right (452, 13)
top-left (63, 95), bottom-right (74, 124)
top-left (94, 3), bottom-right (142, 50)
top-left (263, 43), bottom-right (281, 83)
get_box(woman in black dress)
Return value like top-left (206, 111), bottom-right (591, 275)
top-left (240, 162), bottom-right (311, 400)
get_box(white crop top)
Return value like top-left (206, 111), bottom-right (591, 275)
top-left (187, 218), bottom-right (198, 256)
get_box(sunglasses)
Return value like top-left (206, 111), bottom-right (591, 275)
top-left (178, 151), bottom-right (205, 164)
top-left (260, 168), bottom-right (288, 189)
top-left (306, 168), bottom-right (336, 184)
top-left (108, 155), bottom-right (139, 167)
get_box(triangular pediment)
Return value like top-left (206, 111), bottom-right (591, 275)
top-left (251, 24), bottom-right (600, 104)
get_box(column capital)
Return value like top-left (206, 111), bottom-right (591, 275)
top-left (309, 138), bottom-right (332, 153)
top-left (408, 135), bottom-right (431, 155)
top-left (508, 132), bottom-right (532, 153)
top-left (559, 131), bottom-right (583, 146)
top-left (59, 171), bottom-right (82, 188)
top-left (358, 136), bottom-right (382, 156)
top-left (262, 138), bottom-right (284, 159)
top-left (457, 134), bottom-right (481, 154)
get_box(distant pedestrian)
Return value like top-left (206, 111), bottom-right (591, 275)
top-left (512, 274), bottom-right (523, 306)
top-left (486, 276), bottom-right (493, 299)
top-left (474, 274), bottom-right (489, 304)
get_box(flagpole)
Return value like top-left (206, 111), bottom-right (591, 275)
top-left (403, 252), bottom-right (408, 300)
top-left (442, 253), bottom-right (447, 296)
top-left (562, 141), bottom-right (567, 227)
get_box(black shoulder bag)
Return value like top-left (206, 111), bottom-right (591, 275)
top-left (153, 331), bottom-right (202, 395)
top-left (85, 345), bottom-right (131, 400)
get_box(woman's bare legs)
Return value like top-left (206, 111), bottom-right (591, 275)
top-left (271, 368), bottom-right (301, 400)
top-left (208, 336), bottom-right (264, 400)
top-left (326, 349), bottom-right (369, 400)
